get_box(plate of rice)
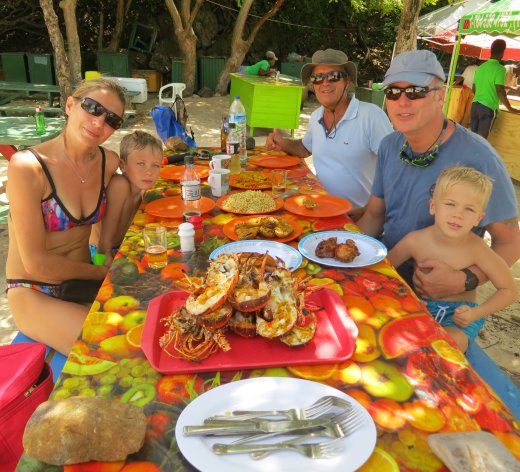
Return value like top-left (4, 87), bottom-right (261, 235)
top-left (216, 190), bottom-right (284, 214)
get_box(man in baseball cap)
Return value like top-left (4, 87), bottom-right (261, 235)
top-left (266, 48), bottom-right (392, 215)
top-left (357, 49), bottom-right (519, 304)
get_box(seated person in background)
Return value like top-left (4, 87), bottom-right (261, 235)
top-left (356, 50), bottom-right (520, 302)
top-left (238, 51), bottom-right (278, 77)
top-left (6, 78), bottom-right (125, 354)
top-left (90, 131), bottom-right (163, 266)
top-left (265, 48), bottom-right (393, 220)
top-left (504, 63), bottom-right (520, 94)
top-left (388, 166), bottom-right (517, 352)
top-left (461, 60), bottom-right (479, 89)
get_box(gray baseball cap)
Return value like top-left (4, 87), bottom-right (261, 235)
top-left (266, 51), bottom-right (278, 61)
top-left (382, 50), bottom-right (445, 88)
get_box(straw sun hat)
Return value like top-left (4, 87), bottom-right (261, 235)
top-left (300, 49), bottom-right (357, 86)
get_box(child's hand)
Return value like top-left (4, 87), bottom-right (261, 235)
top-left (453, 305), bottom-right (479, 327)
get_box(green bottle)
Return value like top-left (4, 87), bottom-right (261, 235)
top-left (35, 105), bottom-right (46, 135)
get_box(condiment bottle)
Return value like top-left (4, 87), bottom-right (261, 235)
top-left (220, 114), bottom-right (228, 152)
top-left (227, 123), bottom-right (241, 175)
top-left (188, 215), bottom-right (204, 246)
top-left (34, 105), bottom-right (46, 135)
top-left (178, 222), bottom-right (195, 253)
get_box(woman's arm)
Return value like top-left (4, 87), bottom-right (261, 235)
top-left (96, 175), bottom-right (131, 261)
top-left (7, 152), bottom-right (106, 281)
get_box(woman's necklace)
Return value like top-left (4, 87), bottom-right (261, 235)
top-left (399, 119), bottom-right (448, 168)
top-left (63, 152), bottom-right (97, 184)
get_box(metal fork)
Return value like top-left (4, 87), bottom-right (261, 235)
top-left (250, 410), bottom-right (366, 460)
top-left (206, 395), bottom-right (350, 422)
top-left (212, 437), bottom-right (345, 459)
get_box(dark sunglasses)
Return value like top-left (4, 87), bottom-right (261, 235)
top-left (310, 71), bottom-right (346, 85)
top-left (384, 85), bottom-right (441, 101)
top-left (80, 97), bottom-right (123, 130)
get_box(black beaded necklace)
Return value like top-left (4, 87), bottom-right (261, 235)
top-left (399, 119), bottom-right (448, 168)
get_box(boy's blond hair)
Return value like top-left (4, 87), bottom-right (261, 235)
top-left (433, 165), bottom-right (494, 208)
top-left (72, 78), bottom-right (126, 110)
top-left (120, 131), bottom-right (163, 163)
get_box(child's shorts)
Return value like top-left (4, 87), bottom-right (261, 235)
top-left (425, 300), bottom-right (485, 343)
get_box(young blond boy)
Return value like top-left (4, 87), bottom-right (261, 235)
top-left (388, 166), bottom-right (517, 352)
top-left (90, 131), bottom-right (163, 265)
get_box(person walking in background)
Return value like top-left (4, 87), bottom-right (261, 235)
top-left (265, 49), bottom-right (393, 220)
top-left (470, 39), bottom-right (520, 138)
top-left (90, 131), bottom-right (163, 267)
top-left (388, 166), bottom-right (517, 352)
top-left (5, 78), bottom-right (125, 355)
top-left (356, 49), bottom-right (520, 301)
top-left (238, 51), bottom-right (278, 77)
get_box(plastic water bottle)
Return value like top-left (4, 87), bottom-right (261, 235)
top-left (228, 96), bottom-right (247, 163)
top-left (180, 154), bottom-right (201, 216)
top-left (34, 105), bottom-right (46, 135)
top-left (227, 122), bottom-right (241, 174)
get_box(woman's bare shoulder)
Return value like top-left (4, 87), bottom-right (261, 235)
top-left (102, 147), bottom-right (121, 174)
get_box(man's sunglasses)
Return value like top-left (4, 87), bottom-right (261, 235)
top-left (80, 97), bottom-right (123, 130)
top-left (309, 71), bottom-right (346, 85)
top-left (383, 85), bottom-right (442, 101)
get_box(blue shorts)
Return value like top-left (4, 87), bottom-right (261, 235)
top-left (425, 300), bottom-right (485, 343)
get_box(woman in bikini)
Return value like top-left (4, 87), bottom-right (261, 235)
top-left (6, 78), bottom-right (125, 355)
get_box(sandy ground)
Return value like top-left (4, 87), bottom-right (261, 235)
top-left (0, 93), bottom-right (518, 386)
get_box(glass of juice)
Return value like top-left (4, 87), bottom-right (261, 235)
top-left (143, 225), bottom-right (168, 269)
top-left (271, 169), bottom-right (288, 197)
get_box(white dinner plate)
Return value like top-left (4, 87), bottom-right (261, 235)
top-left (175, 377), bottom-right (376, 472)
top-left (298, 231), bottom-right (387, 268)
top-left (209, 240), bottom-right (302, 271)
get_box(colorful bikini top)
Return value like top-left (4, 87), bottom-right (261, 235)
top-left (29, 148), bottom-right (107, 232)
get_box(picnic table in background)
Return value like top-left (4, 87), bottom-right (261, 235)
top-left (0, 116), bottom-right (65, 147)
top-left (17, 147), bottom-right (520, 471)
top-left (0, 81), bottom-right (61, 107)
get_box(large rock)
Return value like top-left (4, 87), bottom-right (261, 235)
top-left (23, 397), bottom-right (147, 465)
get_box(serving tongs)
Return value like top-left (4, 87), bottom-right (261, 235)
top-left (183, 413), bottom-right (336, 436)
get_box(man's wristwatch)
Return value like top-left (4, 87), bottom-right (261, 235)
top-left (462, 268), bottom-right (479, 291)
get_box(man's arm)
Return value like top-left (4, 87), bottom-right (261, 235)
top-left (355, 194), bottom-right (386, 238)
top-left (496, 84), bottom-right (520, 114)
top-left (414, 217), bottom-right (520, 299)
top-left (265, 129), bottom-right (311, 158)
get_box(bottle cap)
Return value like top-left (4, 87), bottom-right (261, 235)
top-left (93, 253), bottom-right (106, 266)
top-left (187, 215), bottom-right (203, 229)
top-left (184, 153), bottom-right (195, 165)
top-left (178, 222), bottom-right (195, 235)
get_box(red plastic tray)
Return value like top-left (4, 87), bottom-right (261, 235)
top-left (142, 288), bottom-right (358, 374)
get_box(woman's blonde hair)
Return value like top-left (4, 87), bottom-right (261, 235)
top-left (71, 78), bottom-right (126, 112)
top-left (120, 131), bottom-right (163, 163)
top-left (433, 165), bottom-right (494, 208)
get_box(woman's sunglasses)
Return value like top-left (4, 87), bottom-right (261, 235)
top-left (80, 97), bottom-right (123, 130)
top-left (309, 71), bottom-right (346, 85)
top-left (384, 85), bottom-right (441, 101)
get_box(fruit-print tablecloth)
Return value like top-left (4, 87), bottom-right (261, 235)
top-left (18, 148), bottom-right (520, 472)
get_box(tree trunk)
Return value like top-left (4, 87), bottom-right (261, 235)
top-left (215, 0), bottom-right (285, 96)
top-left (97, 3), bottom-right (105, 51)
top-left (39, 0), bottom-right (73, 105)
top-left (394, 0), bottom-right (423, 55)
top-left (104, 0), bottom-right (126, 52)
top-left (59, 0), bottom-right (82, 85)
top-left (164, 0), bottom-right (204, 96)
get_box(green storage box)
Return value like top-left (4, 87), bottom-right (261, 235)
top-left (1, 53), bottom-right (28, 82)
top-left (355, 86), bottom-right (385, 110)
top-left (26, 53), bottom-right (55, 84)
top-left (97, 52), bottom-right (136, 77)
top-left (171, 58), bottom-right (198, 90)
top-left (199, 56), bottom-right (226, 91)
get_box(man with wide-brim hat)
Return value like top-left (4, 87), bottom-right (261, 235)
top-left (356, 49), bottom-right (519, 301)
top-left (266, 48), bottom-right (392, 216)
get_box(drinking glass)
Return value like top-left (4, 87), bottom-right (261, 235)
top-left (271, 170), bottom-right (288, 197)
top-left (143, 225), bottom-right (168, 269)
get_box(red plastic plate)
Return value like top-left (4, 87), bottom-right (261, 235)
top-left (142, 288), bottom-right (358, 374)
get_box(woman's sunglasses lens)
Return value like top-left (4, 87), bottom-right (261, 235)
top-left (81, 98), bottom-right (122, 129)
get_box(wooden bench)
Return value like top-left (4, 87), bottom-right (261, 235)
top-left (11, 332), bottom-right (67, 383)
top-left (0, 105), bottom-right (64, 117)
top-left (0, 81), bottom-right (61, 107)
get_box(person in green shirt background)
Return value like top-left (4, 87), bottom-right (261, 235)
top-left (470, 39), bottom-right (520, 139)
top-left (238, 51), bottom-right (278, 77)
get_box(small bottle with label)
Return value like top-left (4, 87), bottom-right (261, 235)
top-left (34, 105), bottom-right (46, 135)
top-left (220, 114), bottom-right (228, 153)
top-left (178, 222), bottom-right (195, 253)
top-left (227, 122), bottom-right (241, 175)
top-left (180, 154), bottom-right (201, 215)
top-left (188, 215), bottom-right (204, 246)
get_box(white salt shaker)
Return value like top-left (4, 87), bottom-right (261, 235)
top-left (178, 222), bottom-right (195, 253)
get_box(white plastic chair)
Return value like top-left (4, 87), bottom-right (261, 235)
top-left (158, 83), bottom-right (186, 107)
